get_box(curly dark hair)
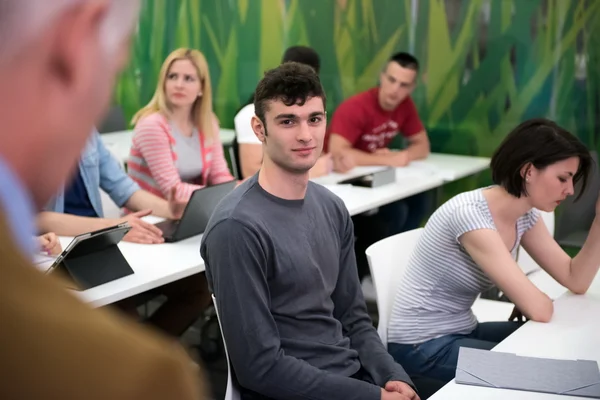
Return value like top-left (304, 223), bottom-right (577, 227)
top-left (253, 62), bottom-right (326, 131)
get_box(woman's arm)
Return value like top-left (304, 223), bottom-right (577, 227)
top-left (521, 214), bottom-right (600, 295)
top-left (37, 211), bottom-right (114, 236)
top-left (460, 229), bottom-right (554, 322)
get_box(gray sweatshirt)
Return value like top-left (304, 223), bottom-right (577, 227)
top-left (200, 175), bottom-right (413, 400)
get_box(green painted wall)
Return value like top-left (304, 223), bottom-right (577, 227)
top-left (114, 0), bottom-right (600, 199)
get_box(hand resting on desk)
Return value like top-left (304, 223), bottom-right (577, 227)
top-left (114, 210), bottom-right (164, 244)
top-left (374, 148), bottom-right (410, 167)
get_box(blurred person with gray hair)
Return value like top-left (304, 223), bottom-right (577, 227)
top-left (0, 1), bottom-right (205, 399)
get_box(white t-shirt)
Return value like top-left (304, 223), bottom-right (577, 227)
top-left (234, 104), bottom-right (261, 145)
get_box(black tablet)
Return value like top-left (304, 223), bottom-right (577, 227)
top-left (47, 223), bottom-right (133, 290)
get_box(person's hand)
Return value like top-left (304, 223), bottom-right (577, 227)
top-left (38, 232), bottom-right (62, 256)
top-left (309, 153), bottom-right (333, 178)
top-left (509, 305), bottom-right (528, 322)
top-left (332, 151), bottom-right (356, 173)
top-left (167, 187), bottom-right (187, 220)
top-left (384, 150), bottom-right (410, 167)
top-left (383, 381), bottom-right (420, 400)
top-left (118, 209), bottom-right (164, 244)
top-left (381, 389), bottom-right (408, 400)
top-left (374, 148), bottom-right (391, 155)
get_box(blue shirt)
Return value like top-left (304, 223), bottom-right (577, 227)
top-left (0, 157), bottom-right (36, 256)
top-left (46, 131), bottom-right (140, 217)
top-left (64, 166), bottom-right (97, 217)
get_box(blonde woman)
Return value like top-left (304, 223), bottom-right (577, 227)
top-left (128, 48), bottom-right (234, 202)
top-left (125, 49), bottom-right (231, 338)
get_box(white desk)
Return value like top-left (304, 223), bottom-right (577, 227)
top-left (101, 128), bottom-right (236, 166)
top-left (411, 153), bottom-right (490, 181)
top-left (68, 217), bottom-right (205, 308)
top-left (314, 152), bottom-right (489, 216)
top-left (320, 172), bottom-right (444, 216)
top-left (312, 166), bottom-right (388, 185)
top-left (312, 153), bottom-right (490, 186)
top-left (430, 276), bottom-right (600, 399)
top-left (78, 153), bottom-right (489, 307)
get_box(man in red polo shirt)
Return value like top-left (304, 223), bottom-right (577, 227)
top-left (327, 52), bottom-right (431, 281)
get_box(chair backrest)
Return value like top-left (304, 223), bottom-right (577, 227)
top-left (555, 150), bottom-right (599, 245)
top-left (228, 136), bottom-right (242, 180)
top-left (541, 210), bottom-right (555, 236)
top-left (517, 211), bottom-right (555, 275)
top-left (98, 105), bottom-right (127, 133)
top-left (365, 228), bottom-right (423, 346)
top-left (212, 294), bottom-right (241, 400)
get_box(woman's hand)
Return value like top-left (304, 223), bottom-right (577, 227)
top-left (38, 232), bottom-right (62, 256)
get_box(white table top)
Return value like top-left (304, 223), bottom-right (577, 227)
top-left (312, 153), bottom-right (490, 186)
top-left (429, 276), bottom-right (600, 399)
top-left (68, 216), bottom-right (205, 308)
top-left (320, 171), bottom-right (444, 216)
top-left (74, 152), bottom-right (490, 307)
top-left (411, 153), bottom-right (490, 181)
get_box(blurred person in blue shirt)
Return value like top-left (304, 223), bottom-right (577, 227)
top-left (0, 1), bottom-right (204, 399)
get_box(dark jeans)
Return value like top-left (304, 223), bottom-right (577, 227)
top-left (354, 191), bottom-right (432, 281)
top-left (388, 322), bottom-right (524, 383)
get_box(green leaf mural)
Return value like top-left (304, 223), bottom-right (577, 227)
top-left (114, 0), bottom-right (600, 202)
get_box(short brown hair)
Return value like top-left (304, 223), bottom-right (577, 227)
top-left (491, 118), bottom-right (593, 200)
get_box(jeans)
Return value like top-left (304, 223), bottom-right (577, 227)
top-left (388, 322), bottom-right (524, 383)
top-left (354, 191), bottom-right (432, 280)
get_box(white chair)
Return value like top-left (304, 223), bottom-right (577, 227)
top-left (518, 211), bottom-right (555, 275)
top-left (365, 228), bottom-right (514, 346)
top-left (212, 294), bottom-right (241, 400)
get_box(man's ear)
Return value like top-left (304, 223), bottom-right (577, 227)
top-left (48, 0), bottom-right (109, 92)
top-left (251, 115), bottom-right (266, 143)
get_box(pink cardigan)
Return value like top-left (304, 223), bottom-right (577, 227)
top-left (127, 112), bottom-right (234, 201)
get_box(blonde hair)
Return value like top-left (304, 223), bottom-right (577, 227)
top-left (132, 48), bottom-right (215, 139)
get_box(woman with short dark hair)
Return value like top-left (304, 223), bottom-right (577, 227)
top-left (387, 118), bottom-right (599, 383)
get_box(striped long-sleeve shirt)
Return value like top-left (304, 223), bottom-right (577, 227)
top-left (127, 112), bottom-right (234, 202)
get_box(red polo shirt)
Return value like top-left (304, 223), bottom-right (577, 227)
top-left (326, 87), bottom-right (424, 153)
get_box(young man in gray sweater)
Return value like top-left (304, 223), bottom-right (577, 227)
top-left (201, 62), bottom-right (418, 400)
